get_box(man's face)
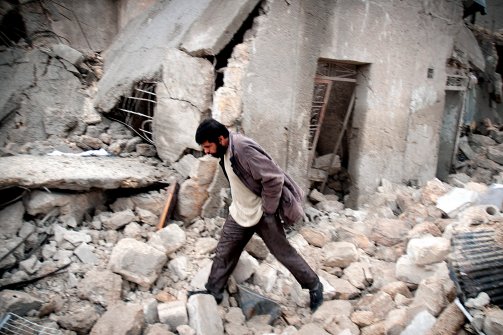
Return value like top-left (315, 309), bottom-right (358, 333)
top-left (201, 140), bottom-right (226, 158)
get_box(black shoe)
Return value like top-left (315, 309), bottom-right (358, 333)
top-left (309, 281), bottom-right (323, 312)
top-left (187, 289), bottom-right (223, 304)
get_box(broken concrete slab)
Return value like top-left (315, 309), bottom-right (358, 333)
top-left (94, 0), bottom-right (212, 113)
top-left (0, 155), bottom-right (173, 190)
top-left (153, 49), bottom-right (214, 163)
top-left (180, 0), bottom-right (261, 56)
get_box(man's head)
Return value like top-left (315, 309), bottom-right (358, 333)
top-left (195, 118), bottom-right (229, 158)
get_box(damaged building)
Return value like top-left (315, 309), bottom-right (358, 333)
top-left (0, 0), bottom-right (503, 334)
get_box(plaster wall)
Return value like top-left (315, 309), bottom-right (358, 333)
top-left (320, 0), bottom-right (464, 206)
top-left (47, 0), bottom-right (118, 52)
top-left (117, 0), bottom-right (158, 30)
top-left (241, 0), bottom-right (333, 189)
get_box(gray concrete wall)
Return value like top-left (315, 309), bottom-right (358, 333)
top-left (319, 0), bottom-right (465, 206)
top-left (47, 0), bottom-right (118, 52)
top-left (117, 0), bottom-right (158, 30)
top-left (241, 0), bottom-right (333, 189)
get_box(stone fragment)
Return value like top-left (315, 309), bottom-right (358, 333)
top-left (351, 310), bottom-right (376, 327)
top-left (232, 251), bottom-right (259, 283)
top-left (300, 226), bottom-right (331, 247)
top-left (90, 302), bottom-right (144, 335)
top-left (253, 263), bottom-right (277, 292)
top-left (109, 238), bottom-right (167, 288)
top-left (245, 235), bottom-right (269, 260)
top-left (370, 218), bottom-right (410, 247)
top-left (158, 301), bottom-right (188, 331)
top-left (384, 308), bottom-right (408, 335)
top-left (296, 323), bottom-right (330, 335)
top-left (55, 302), bottom-right (99, 334)
top-left (407, 236), bottom-right (450, 265)
top-left (0, 201), bottom-right (24, 238)
top-left (483, 307), bottom-right (503, 335)
top-left (401, 310), bottom-right (436, 335)
top-left (143, 298), bottom-right (160, 324)
top-left (144, 323), bottom-right (174, 335)
top-left (0, 290), bottom-right (43, 316)
top-left (78, 269), bottom-right (122, 307)
top-left (74, 242), bottom-right (98, 264)
top-left (148, 223), bottom-right (186, 255)
top-left (195, 237), bottom-right (218, 255)
top-left (322, 241), bottom-right (358, 268)
top-left (137, 208), bottom-right (158, 226)
top-left (101, 209), bottom-right (136, 230)
top-left (395, 255), bottom-right (449, 285)
top-left (168, 256), bottom-right (188, 281)
top-left (187, 294), bottom-right (224, 335)
top-left (435, 187), bottom-right (478, 217)
top-left (427, 302), bottom-right (465, 335)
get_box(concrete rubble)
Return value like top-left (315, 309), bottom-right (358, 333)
top-left (1, 129), bottom-right (503, 334)
top-left (1, 0), bottom-right (502, 334)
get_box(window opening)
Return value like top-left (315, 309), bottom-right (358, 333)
top-left (108, 81), bottom-right (157, 144)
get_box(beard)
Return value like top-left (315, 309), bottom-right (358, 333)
top-left (211, 142), bottom-right (227, 158)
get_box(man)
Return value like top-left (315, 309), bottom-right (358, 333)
top-left (189, 118), bottom-right (323, 312)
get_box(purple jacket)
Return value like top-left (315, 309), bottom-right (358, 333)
top-left (221, 132), bottom-right (305, 226)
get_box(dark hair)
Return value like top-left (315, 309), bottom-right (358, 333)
top-left (195, 118), bottom-right (229, 144)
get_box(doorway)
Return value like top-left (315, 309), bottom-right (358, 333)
top-left (308, 60), bottom-right (357, 201)
top-left (436, 69), bottom-right (468, 181)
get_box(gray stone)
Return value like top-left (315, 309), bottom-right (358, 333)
top-left (232, 251), bottom-right (259, 283)
top-left (252, 262), bottom-right (277, 292)
top-left (74, 242), bottom-right (97, 264)
top-left (410, 278), bottom-right (448, 317)
top-left (168, 256), bottom-right (188, 281)
top-left (400, 310), bottom-right (436, 335)
top-left (407, 236), bottom-right (450, 266)
top-left (158, 301), bottom-right (188, 330)
top-left (136, 208), bottom-right (158, 226)
top-left (145, 323), bottom-right (175, 335)
top-left (370, 218), bottom-right (410, 247)
top-left (144, 298), bottom-right (160, 324)
top-left (90, 302), bottom-right (144, 335)
top-left (484, 308), bottom-right (503, 335)
top-left (177, 178), bottom-right (210, 222)
top-left (0, 201), bottom-right (24, 238)
top-left (187, 294), bottom-right (224, 335)
top-left (395, 255), bottom-right (449, 285)
top-left (195, 237), bottom-right (218, 256)
top-left (148, 223), bottom-right (186, 255)
top-left (136, 143), bottom-right (157, 157)
top-left (55, 302), bottom-right (99, 334)
top-left (77, 269), bottom-right (122, 307)
top-left (109, 238), bottom-right (168, 288)
top-left (63, 229), bottom-right (92, 246)
top-left (244, 235), bottom-right (269, 260)
top-left (296, 323), bottom-right (330, 335)
top-left (101, 209), bottom-right (136, 230)
top-left (19, 255), bottom-right (41, 275)
top-left (172, 154), bottom-right (199, 180)
top-left (0, 290), bottom-right (43, 316)
top-left (322, 241), bottom-right (359, 268)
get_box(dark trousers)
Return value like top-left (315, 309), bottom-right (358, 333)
top-left (205, 214), bottom-right (319, 295)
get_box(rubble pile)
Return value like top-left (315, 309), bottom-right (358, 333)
top-left (1, 137), bottom-right (503, 335)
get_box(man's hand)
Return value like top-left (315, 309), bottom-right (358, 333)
top-left (263, 213), bottom-right (277, 225)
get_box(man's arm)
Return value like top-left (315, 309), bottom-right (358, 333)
top-left (242, 145), bottom-right (284, 215)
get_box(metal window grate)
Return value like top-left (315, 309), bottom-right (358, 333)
top-left (0, 313), bottom-right (61, 335)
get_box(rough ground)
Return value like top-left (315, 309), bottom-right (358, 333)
top-left (1, 124), bottom-right (503, 334)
